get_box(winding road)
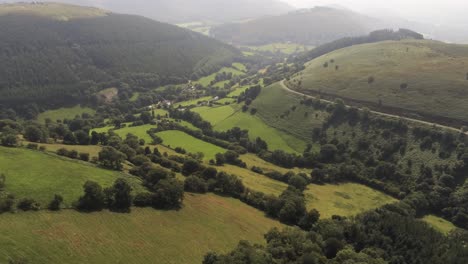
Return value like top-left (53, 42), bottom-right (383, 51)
top-left (279, 80), bottom-right (466, 134)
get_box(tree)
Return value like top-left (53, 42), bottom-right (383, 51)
top-left (320, 144), bottom-right (338, 163)
top-left (17, 198), bottom-right (40, 211)
top-left (140, 112), bottom-right (153, 124)
top-left (1, 133), bottom-right (17, 147)
top-left (299, 209), bottom-right (320, 230)
top-left (215, 153), bottom-right (226, 166)
top-left (75, 130), bottom-right (90, 145)
top-left (98, 147), bottom-right (127, 170)
top-left (0, 174), bottom-right (6, 190)
top-left (76, 181), bottom-right (105, 212)
top-left (152, 178), bottom-right (184, 209)
top-left (48, 194), bottom-right (63, 211)
top-left (24, 125), bottom-right (45, 142)
top-left (182, 159), bottom-right (201, 176)
top-left (105, 178), bottom-right (133, 213)
top-left (288, 175), bottom-right (308, 190)
top-left (184, 176), bottom-right (208, 193)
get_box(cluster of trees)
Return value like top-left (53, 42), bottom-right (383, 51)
top-left (76, 179), bottom-right (133, 213)
top-left (57, 148), bottom-right (90, 162)
top-left (205, 199), bottom-right (468, 264)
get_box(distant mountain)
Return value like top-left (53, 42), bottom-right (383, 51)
top-left (0, 3), bottom-right (239, 108)
top-left (211, 7), bottom-right (387, 46)
top-left (0, 0), bottom-right (295, 23)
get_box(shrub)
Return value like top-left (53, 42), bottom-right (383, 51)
top-left (26, 143), bottom-right (38, 150)
top-left (79, 153), bottom-right (90, 162)
top-left (184, 176), bottom-right (208, 193)
top-left (17, 198), bottom-right (40, 211)
top-left (39, 146), bottom-right (46, 151)
top-left (133, 192), bottom-right (152, 207)
top-left (48, 194), bottom-right (63, 211)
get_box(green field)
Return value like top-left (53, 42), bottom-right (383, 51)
top-left (27, 142), bottom-right (103, 159)
top-left (227, 85), bottom-right (249, 97)
top-left (194, 65), bottom-right (245, 87)
top-left (304, 183), bottom-right (397, 219)
top-left (246, 43), bottom-right (314, 55)
top-left (0, 147), bottom-right (143, 206)
top-left (156, 130), bottom-right (226, 160)
top-left (290, 40), bottom-right (468, 123)
top-left (108, 125), bottom-right (155, 143)
top-left (192, 104), bottom-right (306, 153)
top-left (422, 215), bottom-right (457, 234)
top-left (37, 105), bottom-right (95, 123)
top-left (174, 96), bottom-right (213, 108)
top-left (0, 194), bottom-right (282, 264)
top-left (129, 92), bottom-right (140, 102)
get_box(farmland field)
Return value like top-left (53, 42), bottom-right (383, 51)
top-left (26, 142), bottom-right (103, 159)
top-left (0, 147), bottom-right (144, 206)
top-left (0, 194), bottom-right (282, 264)
top-left (246, 43), bottom-right (314, 55)
top-left (194, 65), bottom-right (246, 87)
top-left (304, 183), bottom-right (397, 219)
top-left (37, 105), bottom-right (95, 123)
top-left (156, 130), bottom-right (226, 160)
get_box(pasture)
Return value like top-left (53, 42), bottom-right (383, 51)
top-left (156, 130), bottom-right (226, 160)
top-left (304, 183), bottom-right (397, 219)
top-left (37, 105), bottom-right (95, 123)
top-left (422, 215), bottom-right (457, 235)
top-left (0, 194), bottom-right (282, 264)
top-left (290, 40), bottom-right (468, 123)
top-left (0, 147), bottom-right (143, 207)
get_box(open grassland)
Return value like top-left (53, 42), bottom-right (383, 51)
top-left (26, 142), bottom-right (102, 159)
top-left (129, 92), bottom-right (140, 102)
top-left (109, 125), bottom-right (155, 143)
top-left (422, 215), bottom-right (457, 235)
top-left (0, 2), bottom-right (108, 20)
top-left (290, 40), bottom-right (468, 123)
top-left (194, 65), bottom-right (245, 87)
top-left (216, 164), bottom-right (287, 196)
top-left (156, 130), bottom-right (226, 160)
top-left (252, 83), bottom-right (327, 147)
top-left (0, 194), bottom-right (282, 264)
top-left (0, 147), bottom-right (143, 207)
top-left (246, 43), bottom-right (314, 55)
top-left (37, 105), bottom-right (95, 123)
top-left (174, 96), bottom-right (213, 108)
top-left (241, 153), bottom-right (310, 175)
top-left (304, 183), bottom-right (397, 219)
top-left (228, 85), bottom-right (250, 97)
top-left (193, 104), bottom-right (305, 153)
top-left (232, 62), bottom-right (247, 72)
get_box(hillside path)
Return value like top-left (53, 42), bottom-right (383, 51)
top-left (279, 80), bottom-right (466, 134)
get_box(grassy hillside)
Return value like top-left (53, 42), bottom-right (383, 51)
top-left (305, 183), bottom-right (397, 219)
top-left (0, 147), bottom-right (144, 206)
top-left (422, 215), bottom-right (457, 235)
top-left (0, 2), bottom-right (108, 19)
top-left (192, 104), bottom-right (307, 153)
top-left (0, 193), bottom-right (283, 264)
top-left (212, 7), bottom-right (381, 45)
top-left (37, 105), bottom-right (95, 123)
top-left (0, 3), bottom-right (239, 109)
top-left (156, 130), bottom-right (226, 160)
top-left (289, 40), bottom-right (468, 124)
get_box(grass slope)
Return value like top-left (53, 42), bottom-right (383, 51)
top-left (0, 193), bottom-right (283, 264)
top-left (0, 2), bottom-right (108, 20)
top-left (194, 65), bottom-right (245, 87)
top-left (0, 147), bottom-right (143, 206)
top-left (290, 40), bottom-right (468, 123)
top-left (193, 104), bottom-right (306, 153)
top-left (156, 130), bottom-right (226, 160)
top-left (37, 105), bottom-right (95, 123)
top-left (422, 215), bottom-right (457, 235)
top-left (304, 183), bottom-right (397, 219)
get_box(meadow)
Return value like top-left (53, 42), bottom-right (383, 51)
top-left (422, 215), bottom-right (457, 235)
top-left (0, 194), bottom-right (283, 264)
top-left (156, 130), bottom-right (226, 160)
top-left (194, 64), bottom-right (246, 87)
top-left (26, 142), bottom-right (103, 159)
top-left (192, 104), bottom-right (306, 153)
top-left (290, 40), bottom-right (468, 123)
top-left (245, 42), bottom-right (314, 55)
top-left (0, 147), bottom-right (144, 207)
top-left (37, 105), bottom-right (95, 123)
top-left (304, 183), bottom-right (397, 219)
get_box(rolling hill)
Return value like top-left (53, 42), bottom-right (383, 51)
top-left (0, 0), bottom-right (294, 23)
top-left (0, 3), bottom-right (239, 108)
top-left (288, 39), bottom-right (468, 125)
top-left (212, 7), bottom-right (384, 46)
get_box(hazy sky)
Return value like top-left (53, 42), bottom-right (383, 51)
top-left (284, 0), bottom-right (468, 24)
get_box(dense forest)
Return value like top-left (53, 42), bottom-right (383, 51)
top-left (212, 7), bottom-right (382, 46)
top-left (0, 6), bottom-right (239, 109)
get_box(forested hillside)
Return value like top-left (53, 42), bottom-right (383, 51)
top-left (0, 3), bottom-right (239, 110)
top-left (212, 7), bottom-right (383, 45)
top-left (0, 0), bottom-right (294, 23)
